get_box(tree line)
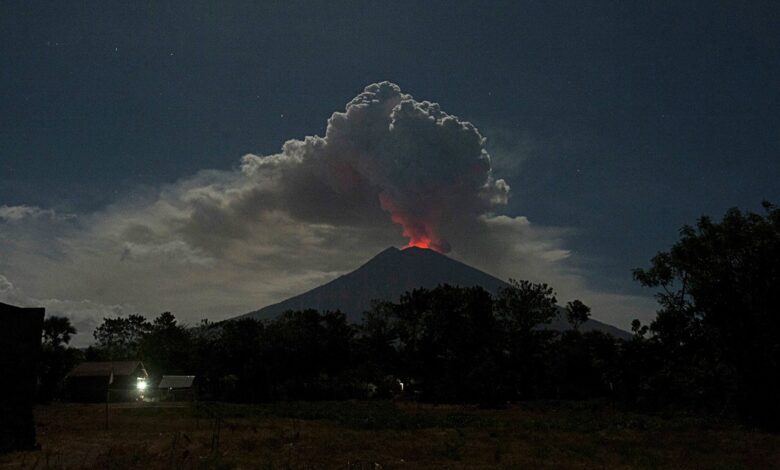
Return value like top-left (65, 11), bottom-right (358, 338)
top-left (39, 202), bottom-right (780, 429)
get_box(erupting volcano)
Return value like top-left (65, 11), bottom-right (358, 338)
top-left (404, 238), bottom-right (433, 250)
top-left (398, 229), bottom-right (447, 253)
top-left (379, 191), bottom-right (451, 253)
top-left (387, 212), bottom-right (448, 253)
top-left (395, 224), bottom-right (448, 253)
top-left (241, 82), bottom-right (509, 256)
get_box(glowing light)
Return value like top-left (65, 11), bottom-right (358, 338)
top-left (379, 192), bottom-right (449, 253)
top-left (136, 378), bottom-right (147, 392)
top-left (403, 238), bottom-right (433, 250)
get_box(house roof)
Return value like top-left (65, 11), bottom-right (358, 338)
top-left (0, 302), bottom-right (44, 314)
top-left (68, 361), bottom-right (146, 378)
top-left (158, 375), bottom-right (196, 389)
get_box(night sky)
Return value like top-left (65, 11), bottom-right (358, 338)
top-left (2, 1), bottom-right (778, 344)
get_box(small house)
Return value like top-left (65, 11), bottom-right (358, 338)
top-left (66, 361), bottom-right (149, 402)
top-left (158, 375), bottom-right (196, 401)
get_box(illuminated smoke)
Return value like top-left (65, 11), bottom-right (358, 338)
top-left (240, 82), bottom-right (509, 253)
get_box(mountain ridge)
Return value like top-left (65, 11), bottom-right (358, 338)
top-left (237, 246), bottom-right (631, 339)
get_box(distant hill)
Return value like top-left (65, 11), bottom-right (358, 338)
top-left (237, 246), bottom-right (631, 339)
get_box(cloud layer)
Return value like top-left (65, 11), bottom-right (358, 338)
top-left (0, 82), bottom-right (656, 344)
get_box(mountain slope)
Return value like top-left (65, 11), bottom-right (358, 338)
top-left (238, 247), bottom-right (631, 339)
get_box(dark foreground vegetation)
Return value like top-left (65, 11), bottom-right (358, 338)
top-left (39, 202), bottom-right (780, 431)
top-left (2, 400), bottom-right (778, 469)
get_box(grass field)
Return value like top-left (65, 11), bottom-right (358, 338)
top-left (1, 400), bottom-right (778, 469)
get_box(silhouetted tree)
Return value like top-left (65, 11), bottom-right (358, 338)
top-left (69, 281), bottom-right (682, 409)
top-left (38, 316), bottom-right (82, 402)
top-left (634, 201), bottom-right (780, 427)
top-left (495, 279), bottom-right (558, 334)
top-left (552, 330), bottom-right (619, 400)
top-left (494, 279), bottom-right (559, 399)
top-left (139, 312), bottom-right (192, 379)
top-left (355, 301), bottom-right (401, 394)
top-left (565, 300), bottom-right (591, 331)
top-left (216, 317), bottom-right (265, 401)
top-left (189, 319), bottom-right (224, 400)
top-left (263, 309), bottom-right (357, 399)
top-left (42, 316), bottom-right (76, 349)
top-left (630, 319), bottom-right (649, 339)
top-left (388, 285), bottom-right (501, 402)
top-left (93, 314), bottom-right (151, 359)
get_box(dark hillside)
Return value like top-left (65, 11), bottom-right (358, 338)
top-left (238, 247), bottom-right (630, 339)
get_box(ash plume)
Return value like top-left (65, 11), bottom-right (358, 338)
top-left (241, 82), bottom-right (509, 252)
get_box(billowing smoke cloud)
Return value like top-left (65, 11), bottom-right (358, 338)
top-left (240, 82), bottom-right (509, 252)
top-left (0, 82), bottom-right (658, 341)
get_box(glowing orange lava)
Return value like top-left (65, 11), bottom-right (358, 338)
top-left (403, 238), bottom-right (434, 250)
top-left (388, 213), bottom-right (441, 252)
top-left (379, 191), bottom-right (449, 253)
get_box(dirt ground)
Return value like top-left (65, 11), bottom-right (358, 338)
top-left (1, 401), bottom-right (779, 469)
